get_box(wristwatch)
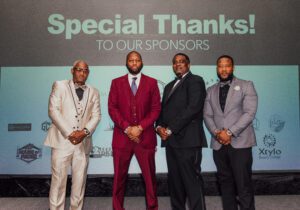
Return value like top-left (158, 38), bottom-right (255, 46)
top-left (166, 128), bottom-right (172, 135)
top-left (83, 128), bottom-right (90, 135)
top-left (226, 129), bottom-right (233, 136)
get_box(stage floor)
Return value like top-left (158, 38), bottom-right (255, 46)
top-left (0, 195), bottom-right (300, 210)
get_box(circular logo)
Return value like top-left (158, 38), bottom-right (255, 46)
top-left (263, 134), bottom-right (276, 148)
top-left (269, 114), bottom-right (285, 132)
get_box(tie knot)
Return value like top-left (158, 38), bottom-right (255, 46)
top-left (132, 77), bottom-right (137, 81)
top-left (220, 80), bottom-right (231, 87)
top-left (74, 82), bottom-right (87, 90)
top-left (175, 76), bottom-right (182, 81)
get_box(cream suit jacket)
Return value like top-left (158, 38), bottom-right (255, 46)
top-left (204, 77), bottom-right (258, 150)
top-left (44, 80), bottom-right (101, 154)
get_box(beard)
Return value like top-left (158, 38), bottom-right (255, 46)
top-left (126, 63), bottom-right (143, 75)
top-left (217, 72), bottom-right (234, 82)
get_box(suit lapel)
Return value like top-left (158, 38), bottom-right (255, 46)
top-left (163, 82), bottom-right (175, 105)
top-left (224, 77), bottom-right (237, 114)
top-left (213, 83), bottom-right (222, 114)
top-left (68, 80), bottom-right (90, 118)
top-left (123, 74), bottom-right (135, 97)
top-left (135, 74), bottom-right (145, 97)
top-left (166, 72), bottom-right (191, 102)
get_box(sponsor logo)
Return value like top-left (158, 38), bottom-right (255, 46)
top-left (269, 114), bottom-right (285, 132)
top-left (41, 121), bottom-right (51, 132)
top-left (8, 123), bottom-right (31, 131)
top-left (90, 146), bottom-right (113, 158)
top-left (258, 134), bottom-right (282, 159)
top-left (16, 143), bottom-right (42, 163)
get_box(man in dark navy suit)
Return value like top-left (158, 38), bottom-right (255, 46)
top-left (156, 53), bottom-right (207, 210)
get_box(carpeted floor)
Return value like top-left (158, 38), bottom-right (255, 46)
top-left (0, 195), bottom-right (300, 210)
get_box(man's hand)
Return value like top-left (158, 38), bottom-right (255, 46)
top-left (156, 126), bottom-right (169, 141)
top-left (216, 129), bottom-right (231, 145)
top-left (68, 130), bottom-right (87, 145)
top-left (126, 126), bottom-right (142, 143)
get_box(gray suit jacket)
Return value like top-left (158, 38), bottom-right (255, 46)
top-left (44, 80), bottom-right (101, 154)
top-left (203, 77), bottom-right (258, 150)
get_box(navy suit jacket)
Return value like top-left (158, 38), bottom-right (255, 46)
top-left (157, 72), bottom-right (207, 148)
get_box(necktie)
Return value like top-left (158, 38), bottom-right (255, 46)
top-left (76, 88), bottom-right (84, 101)
top-left (220, 80), bottom-right (231, 87)
top-left (131, 77), bottom-right (138, 95)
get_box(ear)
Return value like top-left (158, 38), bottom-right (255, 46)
top-left (71, 68), bottom-right (74, 75)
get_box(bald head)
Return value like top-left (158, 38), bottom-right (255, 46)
top-left (126, 51), bottom-right (143, 75)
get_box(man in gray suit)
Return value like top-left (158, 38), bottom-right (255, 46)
top-left (44, 60), bottom-right (101, 210)
top-left (204, 55), bottom-right (258, 210)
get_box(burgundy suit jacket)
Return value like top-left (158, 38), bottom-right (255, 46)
top-left (108, 74), bottom-right (161, 149)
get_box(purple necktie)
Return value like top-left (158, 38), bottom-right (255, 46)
top-left (131, 77), bottom-right (137, 95)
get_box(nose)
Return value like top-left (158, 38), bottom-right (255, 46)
top-left (220, 66), bottom-right (227, 72)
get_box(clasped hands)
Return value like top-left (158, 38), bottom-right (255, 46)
top-left (215, 129), bottom-right (232, 145)
top-left (156, 127), bottom-right (170, 141)
top-left (126, 125), bottom-right (143, 143)
top-left (68, 130), bottom-right (87, 145)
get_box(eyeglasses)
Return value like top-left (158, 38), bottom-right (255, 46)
top-left (73, 67), bottom-right (89, 73)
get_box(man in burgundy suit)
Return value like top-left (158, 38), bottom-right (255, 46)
top-left (108, 51), bottom-right (161, 210)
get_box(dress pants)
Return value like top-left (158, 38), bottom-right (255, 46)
top-left (213, 145), bottom-right (255, 210)
top-left (166, 146), bottom-right (206, 210)
top-left (49, 145), bottom-right (89, 210)
top-left (112, 145), bottom-right (158, 210)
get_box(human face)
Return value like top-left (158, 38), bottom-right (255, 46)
top-left (71, 61), bottom-right (89, 85)
top-left (172, 55), bottom-right (190, 78)
top-left (126, 52), bottom-right (143, 75)
top-left (217, 58), bottom-right (234, 81)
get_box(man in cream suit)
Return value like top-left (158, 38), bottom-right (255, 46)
top-left (44, 60), bottom-right (101, 210)
top-left (204, 55), bottom-right (258, 210)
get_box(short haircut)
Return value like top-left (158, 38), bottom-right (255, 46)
top-left (72, 59), bottom-right (88, 68)
top-left (216, 55), bottom-right (234, 66)
top-left (126, 51), bottom-right (142, 62)
top-left (172, 53), bottom-right (190, 64)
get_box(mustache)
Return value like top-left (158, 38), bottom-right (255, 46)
top-left (126, 63), bottom-right (143, 75)
top-left (217, 72), bottom-right (234, 82)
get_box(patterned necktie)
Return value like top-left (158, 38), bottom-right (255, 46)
top-left (76, 88), bottom-right (84, 101)
top-left (131, 77), bottom-right (138, 95)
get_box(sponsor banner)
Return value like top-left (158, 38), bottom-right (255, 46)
top-left (0, 66), bottom-right (299, 174)
top-left (0, 1), bottom-right (299, 65)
